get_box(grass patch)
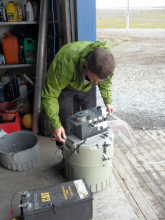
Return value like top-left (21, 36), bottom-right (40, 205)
top-left (96, 10), bottom-right (165, 29)
top-left (97, 18), bottom-right (165, 29)
top-left (97, 37), bottom-right (124, 47)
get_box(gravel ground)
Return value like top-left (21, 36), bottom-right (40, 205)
top-left (97, 29), bottom-right (165, 130)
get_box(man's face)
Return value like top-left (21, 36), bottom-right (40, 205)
top-left (85, 61), bottom-right (103, 84)
top-left (86, 69), bottom-right (103, 84)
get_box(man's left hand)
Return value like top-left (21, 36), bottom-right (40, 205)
top-left (106, 104), bottom-right (114, 114)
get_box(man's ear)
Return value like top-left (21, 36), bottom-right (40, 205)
top-left (85, 61), bottom-right (88, 68)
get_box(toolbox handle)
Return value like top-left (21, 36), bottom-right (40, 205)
top-left (50, 203), bottom-right (56, 214)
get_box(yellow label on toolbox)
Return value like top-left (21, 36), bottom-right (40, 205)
top-left (85, 111), bottom-right (88, 113)
top-left (68, 186), bottom-right (73, 196)
top-left (41, 192), bottom-right (50, 202)
top-left (61, 186), bottom-right (68, 200)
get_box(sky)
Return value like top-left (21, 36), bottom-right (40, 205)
top-left (96, 0), bottom-right (165, 8)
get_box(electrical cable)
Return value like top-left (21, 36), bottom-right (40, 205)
top-left (54, 144), bottom-right (64, 155)
top-left (11, 193), bottom-right (18, 219)
top-left (109, 114), bottom-right (165, 165)
top-left (10, 206), bottom-right (19, 220)
top-left (51, 0), bottom-right (56, 57)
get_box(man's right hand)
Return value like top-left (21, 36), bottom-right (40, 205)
top-left (53, 127), bottom-right (66, 142)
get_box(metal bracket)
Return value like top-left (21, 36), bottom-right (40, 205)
top-left (103, 132), bottom-right (108, 137)
top-left (101, 132), bottom-right (109, 139)
top-left (103, 156), bottom-right (113, 161)
top-left (102, 142), bottom-right (111, 154)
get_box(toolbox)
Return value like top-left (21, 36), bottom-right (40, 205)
top-left (21, 179), bottom-right (93, 220)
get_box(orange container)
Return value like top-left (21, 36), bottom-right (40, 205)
top-left (2, 33), bottom-right (19, 64)
top-left (0, 102), bottom-right (18, 122)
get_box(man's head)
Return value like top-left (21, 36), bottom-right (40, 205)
top-left (85, 48), bottom-right (115, 84)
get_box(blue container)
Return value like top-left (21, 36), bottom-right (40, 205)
top-left (12, 74), bottom-right (20, 99)
top-left (0, 85), bottom-right (6, 104)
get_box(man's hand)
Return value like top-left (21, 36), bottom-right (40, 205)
top-left (106, 104), bottom-right (114, 114)
top-left (53, 127), bottom-right (66, 142)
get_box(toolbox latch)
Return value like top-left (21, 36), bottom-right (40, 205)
top-left (50, 202), bottom-right (56, 214)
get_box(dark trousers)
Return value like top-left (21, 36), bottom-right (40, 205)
top-left (56, 86), bottom-right (96, 146)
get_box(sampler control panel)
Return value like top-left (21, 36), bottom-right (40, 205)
top-left (66, 106), bottom-right (109, 140)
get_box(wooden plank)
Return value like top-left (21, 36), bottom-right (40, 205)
top-left (136, 130), bottom-right (152, 143)
top-left (113, 129), bottom-right (165, 218)
top-left (120, 138), bottom-right (165, 184)
top-left (156, 130), bottom-right (165, 138)
top-left (114, 147), bottom-right (165, 219)
top-left (113, 155), bottom-right (159, 220)
top-left (136, 143), bottom-right (165, 173)
top-left (115, 143), bottom-right (165, 190)
top-left (112, 167), bottom-right (146, 220)
top-left (143, 140), bottom-right (165, 171)
top-left (117, 131), bottom-right (134, 147)
top-left (127, 129), bottom-right (147, 145)
top-left (116, 136), bottom-right (156, 174)
top-left (144, 130), bottom-right (158, 140)
top-left (122, 131), bottom-right (165, 174)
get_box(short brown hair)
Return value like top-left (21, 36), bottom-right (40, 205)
top-left (87, 48), bottom-right (115, 79)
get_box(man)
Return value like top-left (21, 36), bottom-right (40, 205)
top-left (42, 41), bottom-right (115, 146)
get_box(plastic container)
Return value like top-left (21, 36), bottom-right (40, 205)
top-left (0, 131), bottom-right (40, 171)
top-left (32, 1), bottom-right (40, 21)
top-left (26, 0), bottom-right (34, 21)
top-left (1, 72), bottom-right (12, 87)
top-left (17, 75), bottom-right (22, 86)
top-left (6, 2), bottom-right (17, 22)
top-left (23, 73), bottom-right (34, 86)
top-left (19, 82), bottom-right (27, 99)
top-left (16, 98), bottom-right (32, 115)
top-left (0, 54), bottom-right (5, 65)
top-left (0, 113), bottom-right (21, 134)
top-left (14, 3), bottom-right (23, 21)
top-left (24, 38), bottom-right (37, 64)
top-left (0, 102), bottom-right (18, 122)
top-left (0, 0), bottom-right (6, 21)
top-left (2, 33), bottom-right (19, 64)
top-left (18, 46), bottom-right (25, 64)
top-left (22, 0), bottom-right (26, 20)
top-left (64, 130), bottom-right (114, 193)
top-left (0, 85), bottom-right (5, 104)
top-left (4, 82), bottom-right (15, 101)
top-left (12, 73), bottom-right (20, 99)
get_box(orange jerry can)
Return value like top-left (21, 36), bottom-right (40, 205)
top-left (2, 33), bottom-right (19, 64)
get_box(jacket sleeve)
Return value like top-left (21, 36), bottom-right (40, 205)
top-left (42, 61), bottom-right (72, 130)
top-left (98, 72), bottom-right (114, 105)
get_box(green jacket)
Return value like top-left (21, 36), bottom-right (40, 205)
top-left (42, 41), bottom-right (114, 130)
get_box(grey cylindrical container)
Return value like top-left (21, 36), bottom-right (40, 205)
top-left (0, 131), bottom-right (40, 171)
top-left (63, 130), bottom-right (114, 193)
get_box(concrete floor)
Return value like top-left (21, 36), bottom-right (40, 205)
top-left (0, 135), bottom-right (138, 220)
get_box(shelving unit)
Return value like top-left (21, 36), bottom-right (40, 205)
top-left (0, 64), bottom-right (36, 69)
top-left (0, 21), bottom-right (39, 25)
top-left (0, 21), bottom-right (54, 25)
top-left (0, 21), bottom-right (41, 70)
top-left (0, 19), bottom-right (54, 70)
